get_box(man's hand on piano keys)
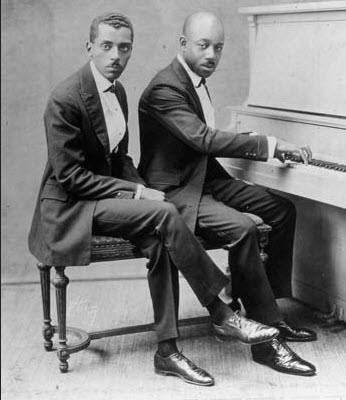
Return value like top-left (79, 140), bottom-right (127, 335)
top-left (274, 139), bottom-right (312, 165)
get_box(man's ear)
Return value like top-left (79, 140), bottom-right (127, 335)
top-left (179, 36), bottom-right (187, 49)
top-left (86, 41), bottom-right (93, 57)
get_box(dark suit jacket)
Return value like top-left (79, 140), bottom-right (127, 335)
top-left (29, 63), bottom-right (145, 266)
top-left (138, 57), bottom-right (268, 232)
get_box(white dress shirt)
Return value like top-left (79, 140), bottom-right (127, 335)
top-left (90, 61), bottom-right (144, 199)
top-left (176, 54), bottom-right (276, 158)
top-left (177, 53), bottom-right (215, 129)
top-left (90, 61), bottom-right (126, 153)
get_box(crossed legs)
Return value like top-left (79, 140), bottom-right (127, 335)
top-left (92, 198), bottom-right (228, 341)
top-left (92, 197), bottom-right (282, 385)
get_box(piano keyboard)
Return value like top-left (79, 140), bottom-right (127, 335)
top-left (285, 156), bottom-right (346, 173)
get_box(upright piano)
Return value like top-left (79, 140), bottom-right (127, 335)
top-left (220, 1), bottom-right (346, 320)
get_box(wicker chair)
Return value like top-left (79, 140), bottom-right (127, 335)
top-left (38, 216), bottom-right (271, 373)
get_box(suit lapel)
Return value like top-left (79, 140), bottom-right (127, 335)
top-left (114, 81), bottom-right (128, 123)
top-left (112, 81), bottom-right (129, 156)
top-left (79, 63), bottom-right (110, 154)
top-left (171, 58), bottom-right (206, 123)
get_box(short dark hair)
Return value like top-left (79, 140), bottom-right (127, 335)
top-left (89, 12), bottom-right (134, 42)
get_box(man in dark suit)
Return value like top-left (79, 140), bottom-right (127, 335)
top-left (139, 11), bottom-right (317, 376)
top-left (28, 12), bottom-right (280, 386)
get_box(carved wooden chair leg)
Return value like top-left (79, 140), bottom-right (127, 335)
top-left (37, 263), bottom-right (54, 351)
top-left (54, 266), bottom-right (70, 373)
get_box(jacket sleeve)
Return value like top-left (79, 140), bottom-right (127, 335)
top-left (44, 90), bottom-right (139, 200)
top-left (141, 84), bottom-right (269, 160)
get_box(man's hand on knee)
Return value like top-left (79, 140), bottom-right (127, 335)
top-left (140, 187), bottom-right (166, 201)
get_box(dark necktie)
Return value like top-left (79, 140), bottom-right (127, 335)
top-left (105, 84), bottom-right (116, 94)
top-left (198, 78), bottom-right (211, 101)
top-left (198, 77), bottom-right (206, 87)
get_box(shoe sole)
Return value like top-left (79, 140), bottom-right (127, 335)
top-left (253, 359), bottom-right (316, 376)
top-left (154, 368), bottom-right (215, 386)
top-left (215, 330), bottom-right (279, 345)
top-left (280, 336), bottom-right (317, 342)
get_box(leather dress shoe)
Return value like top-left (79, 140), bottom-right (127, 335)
top-left (213, 311), bottom-right (279, 345)
top-left (251, 337), bottom-right (316, 376)
top-left (275, 320), bottom-right (317, 342)
top-left (154, 351), bottom-right (215, 386)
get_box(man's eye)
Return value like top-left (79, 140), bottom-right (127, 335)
top-left (102, 44), bottom-right (111, 50)
top-left (199, 44), bottom-right (207, 50)
top-left (120, 45), bottom-right (131, 53)
top-left (216, 46), bottom-right (223, 52)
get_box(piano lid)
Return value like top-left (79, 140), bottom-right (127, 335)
top-left (239, 2), bottom-right (346, 118)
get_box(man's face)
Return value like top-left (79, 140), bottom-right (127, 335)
top-left (180, 19), bottom-right (224, 78)
top-left (87, 23), bottom-right (132, 82)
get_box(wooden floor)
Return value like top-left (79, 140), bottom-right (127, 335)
top-left (2, 253), bottom-right (346, 400)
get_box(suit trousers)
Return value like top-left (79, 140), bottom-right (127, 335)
top-left (196, 178), bottom-right (297, 325)
top-left (92, 198), bottom-right (229, 342)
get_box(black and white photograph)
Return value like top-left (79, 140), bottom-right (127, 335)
top-left (1, 1), bottom-right (346, 399)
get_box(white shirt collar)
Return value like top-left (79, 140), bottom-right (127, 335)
top-left (177, 53), bottom-right (204, 88)
top-left (90, 60), bottom-right (115, 93)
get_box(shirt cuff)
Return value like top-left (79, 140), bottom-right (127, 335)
top-left (134, 184), bottom-right (145, 199)
top-left (267, 136), bottom-right (277, 158)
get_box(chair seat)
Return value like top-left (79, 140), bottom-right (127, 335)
top-left (90, 216), bottom-right (271, 263)
top-left (90, 235), bottom-right (227, 263)
top-left (91, 236), bottom-right (141, 262)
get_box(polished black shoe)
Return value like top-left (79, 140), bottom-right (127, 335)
top-left (213, 311), bottom-right (279, 345)
top-left (154, 351), bottom-right (215, 386)
top-left (251, 337), bottom-right (316, 376)
top-left (275, 320), bottom-right (317, 342)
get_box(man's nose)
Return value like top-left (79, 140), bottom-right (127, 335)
top-left (205, 46), bottom-right (216, 60)
top-left (110, 46), bottom-right (120, 60)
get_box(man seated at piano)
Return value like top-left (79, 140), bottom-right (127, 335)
top-left (138, 11), bottom-right (318, 376)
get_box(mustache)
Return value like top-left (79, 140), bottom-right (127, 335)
top-left (108, 62), bottom-right (122, 68)
top-left (202, 61), bottom-right (216, 68)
